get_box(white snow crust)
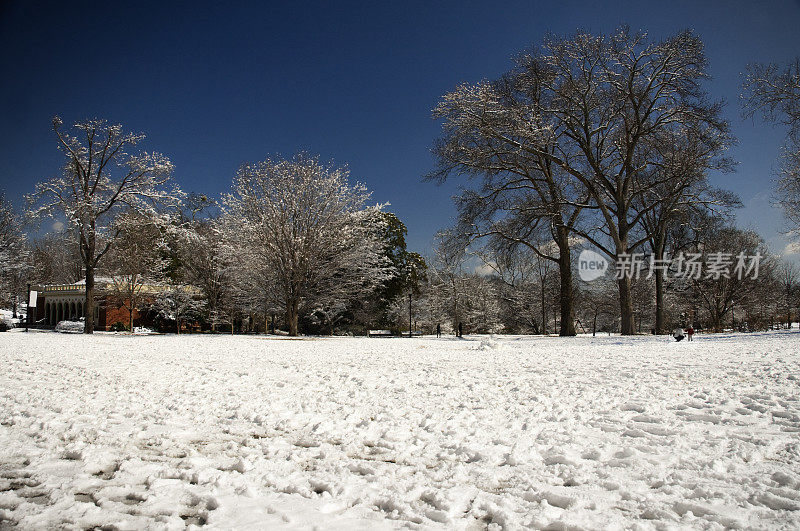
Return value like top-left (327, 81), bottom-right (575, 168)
top-left (1, 331), bottom-right (798, 529)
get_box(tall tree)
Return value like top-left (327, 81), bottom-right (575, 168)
top-left (743, 58), bottom-right (800, 228)
top-left (222, 153), bottom-right (389, 336)
top-left (0, 193), bottom-right (29, 317)
top-left (28, 117), bottom-right (181, 333)
top-left (105, 210), bottom-right (169, 331)
top-left (370, 212), bottom-right (427, 328)
top-left (175, 219), bottom-right (230, 331)
top-left (476, 237), bottom-right (557, 334)
top-left (432, 27), bottom-right (731, 334)
top-left (680, 222), bottom-right (772, 332)
top-left (431, 71), bottom-right (587, 336)
top-left (636, 125), bottom-right (738, 333)
top-left (776, 261), bottom-right (798, 328)
top-left (0, 194), bottom-right (25, 265)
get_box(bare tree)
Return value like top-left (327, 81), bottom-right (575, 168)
top-left (0, 193), bottom-right (29, 317)
top-left (743, 59), bottom-right (800, 136)
top-left (636, 127), bottom-right (738, 333)
top-left (105, 210), bottom-right (169, 331)
top-left (776, 149), bottom-right (800, 227)
top-left (27, 117), bottom-right (182, 333)
top-left (680, 223), bottom-right (773, 332)
top-left (577, 277), bottom-right (619, 336)
top-left (776, 261), bottom-right (799, 328)
top-left (222, 153), bottom-right (389, 336)
top-left (175, 220), bottom-right (230, 331)
top-left (432, 28), bottom-right (730, 335)
top-left (743, 58), bottom-right (800, 228)
top-left (0, 194), bottom-right (24, 264)
top-left (429, 236), bottom-right (472, 332)
top-left (431, 64), bottom-right (589, 336)
top-left (476, 238), bottom-right (557, 334)
top-left (29, 231), bottom-right (84, 285)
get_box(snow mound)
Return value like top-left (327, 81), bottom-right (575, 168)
top-left (477, 335), bottom-right (506, 351)
top-left (55, 320), bottom-right (84, 333)
top-left (0, 309), bottom-right (19, 330)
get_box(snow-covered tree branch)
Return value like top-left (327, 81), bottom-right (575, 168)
top-left (221, 153), bottom-right (391, 336)
top-left (26, 117), bottom-right (183, 333)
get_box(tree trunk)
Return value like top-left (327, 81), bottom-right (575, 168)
top-left (617, 275), bottom-right (635, 335)
top-left (787, 290), bottom-right (792, 329)
top-left (556, 227), bottom-right (576, 336)
top-left (451, 277), bottom-right (459, 331)
top-left (84, 264), bottom-right (95, 334)
top-left (730, 303), bottom-right (734, 332)
top-left (652, 236), bottom-right (667, 334)
top-left (287, 300), bottom-right (299, 336)
top-left (129, 306), bottom-right (134, 333)
top-left (654, 268), bottom-right (664, 334)
top-left (540, 277), bottom-right (547, 335)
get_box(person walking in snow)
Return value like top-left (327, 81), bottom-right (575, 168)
top-left (436, 323), bottom-right (441, 338)
top-left (686, 326), bottom-right (694, 341)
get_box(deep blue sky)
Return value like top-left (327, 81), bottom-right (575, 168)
top-left (1, 0), bottom-right (799, 256)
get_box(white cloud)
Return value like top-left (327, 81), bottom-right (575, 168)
top-left (783, 240), bottom-right (800, 255)
top-left (474, 262), bottom-right (497, 276)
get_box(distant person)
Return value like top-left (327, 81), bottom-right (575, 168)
top-left (687, 326), bottom-right (694, 341)
top-left (457, 322), bottom-right (463, 338)
top-left (673, 327), bottom-right (685, 342)
top-left (436, 323), bottom-right (441, 338)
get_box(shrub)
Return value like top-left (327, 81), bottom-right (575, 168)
top-left (109, 321), bottom-right (128, 332)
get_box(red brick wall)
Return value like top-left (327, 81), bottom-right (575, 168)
top-left (101, 295), bottom-right (156, 330)
top-left (102, 297), bottom-right (141, 329)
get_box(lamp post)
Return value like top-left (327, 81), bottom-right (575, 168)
top-left (408, 290), bottom-right (412, 339)
top-left (25, 283), bottom-right (30, 332)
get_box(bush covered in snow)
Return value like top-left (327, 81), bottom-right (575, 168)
top-left (54, 320), bottom-right (84, 333)
top-left (0, 309), bottom-right (18, 331)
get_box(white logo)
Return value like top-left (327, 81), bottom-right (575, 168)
top-left (578, 249), bottom-right (608, 282)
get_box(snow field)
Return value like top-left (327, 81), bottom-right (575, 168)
top-left (0, 331), bottom-right (799, 529)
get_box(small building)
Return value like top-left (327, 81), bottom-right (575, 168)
top-left (33, 282), bottom-right (95, 327)
top-left (31, 279), bottom-right (162, 330)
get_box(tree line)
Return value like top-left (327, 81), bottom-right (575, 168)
top-left (1, 27), bottom-right (798, 336)
top-left (429, 26), bottom-right (800, 336)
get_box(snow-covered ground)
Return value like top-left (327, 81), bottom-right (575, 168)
top-left (1, 331), bottom-right (798, 529)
